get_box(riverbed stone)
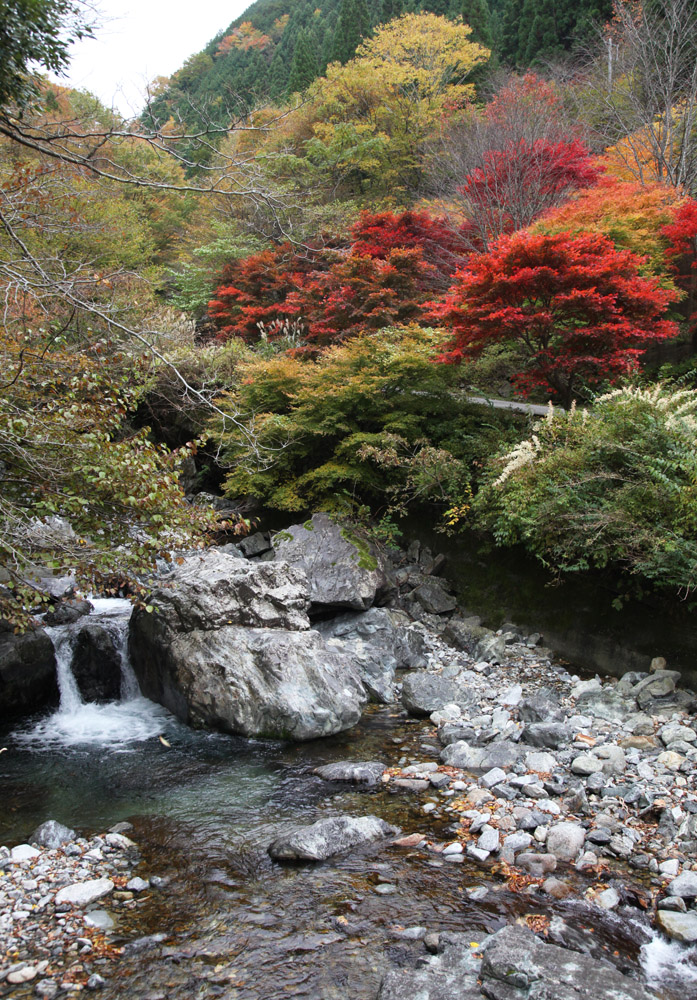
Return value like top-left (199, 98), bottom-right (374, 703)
top-left (55, 878), bottom-right (114, 907)
top-left (571, 754), bottom-right (603, 776)
top-left (546, 822), bottom-right (586, 861)
top-left (402, 672), bottom-right (473, 716)
top-left (523, 722), bottom-right (571, 748)
top-left (516, 852), bottom-right (557, 875)
top-left (378, 932), bottom-right (482, 999)
top-left (440, 740), bottom-right (522, 773)
top-left (314, 761), bottom-right (386, 785)
top-left (575, 687), bottom-right (636, 722)
top-left (271, 514), bottom-right (383, 612)
top-left (656, 910), bottom-right (697, 943)
top-left (30, 820), bottom-right (76, 849)
top-left (480, 924), bottom-right (659, 1000)
top-left (518, 689), bottom-right (564, 724)
top-left (666, 871), bottom-right (697, 898)
top-left (315, 608), bottom-right (427, 702)
top-left (412, 578), bottom-right (457, 615)
top-left (132, 625), bottom-right (366, 741)
top-left (268, 815), bottom-right (398, 861)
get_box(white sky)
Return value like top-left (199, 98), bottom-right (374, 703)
top-left (55, 1), bottom-right (252, 118)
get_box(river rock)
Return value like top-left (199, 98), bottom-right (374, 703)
top-left (268, 815), bottom-right (397, 861)
top-left (55, 878), bottom-right (114, 907)
top-left (440, 739), bottom-right (522, 773)
top-left (546, 822), bottom-right (586, 861)
top-left (31, 820), bottom-right (76, 849)
top-left (442, 620), bottom-right (490, 655)
top-left (71, 623), bottom-right (122, 702)
top-left (315, 607), bottom-right (427, 702)
top-left (480, 924), bottom-right (659, 1000)
top-left (402, 672), bottom-right (473, 716)
top-left (131, 625), bottom-right (366, 741)
top-left (43, 599), bottom-right (93, 626)
top-left (666, 871), bottom-right (697, 899)
top-left (523, 722), bottom-right (571, 748)
top-left (0, 624), bottom-right (57, 717)
top-left (571, 754), bottom-right (603, 776)
top-left (412, 578), bottom-right (457, 615)
top-left (314, 761), bottom-right (386, 785)
top-left (575, 687), bottom-right (636, 722)
top-left (519, 690), bottom-right (564, 724)
top-left (516, 853), bottom-right (557, 875)
top-left (378, 932), bottom-right (482, 999)
top-left (130, 549), bottom-right (310, 633)
top-left (473, 633), bottom-right (507, 664)
top-left (271, 514), bottom-right (383, 612)
top-left (656, 910), bottom-right (697, 943)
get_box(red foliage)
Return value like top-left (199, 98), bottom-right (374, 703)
top-left (460, 138), bottom-right (601, 245)
top-left (350, 210), bottom-right (470, 288)
top-left (431, 230), bottom-right (679, 405)
top-left (662, 200), bottom-right (697, 333)
top-left (208, 210), bottom-right (470, 347)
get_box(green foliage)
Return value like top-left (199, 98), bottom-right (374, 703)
top-left (0, 336), bottom-right (221, 624)
top-left (0, 0), bottom-right (94, 109)
top-left (210, 325), bottom-right (523, 524)
top-left (473, 385), bottom-right (697, 594)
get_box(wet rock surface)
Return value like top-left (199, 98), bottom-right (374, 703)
top-left (268, 815), bottom-right (399, 861)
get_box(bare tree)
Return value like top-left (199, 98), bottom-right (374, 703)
top-left (584, 0), bottom-right (697, 193)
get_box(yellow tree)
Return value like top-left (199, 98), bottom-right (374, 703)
top-left (302, 14), bottom-right (490, 198)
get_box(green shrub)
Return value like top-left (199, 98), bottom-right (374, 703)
top-left (473, 385), bottom-right (697, 595)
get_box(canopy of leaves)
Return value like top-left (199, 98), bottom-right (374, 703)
top-left (210, 325), bottom-right (521, 519)
top-left (432, 230), bottom-right (680, 405)
top-left (473, 385), bottom-right (697, 595)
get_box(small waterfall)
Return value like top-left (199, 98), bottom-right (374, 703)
top-left (45, 626), bottom-right (84, 713)
top-left (15, 598), bottom-right (172, 748)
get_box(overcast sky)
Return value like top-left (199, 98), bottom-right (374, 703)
top-left (56, 0), bottom-right (251, 117)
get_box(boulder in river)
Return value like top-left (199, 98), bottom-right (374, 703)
top-left (440, 739), bottom-right (522, 773)
top-left (479, 924), bottom-right (659, 1000)
top-left (70, 623), bottom-right (122, 702)
top-left (314, 761), bottom-right (387, 786)
top-left (268, 815), bottom-right (398, 861)
top-left (271, 514), bottom-right (384, 613)
top-left (131, 624), bottom-right (366, 741)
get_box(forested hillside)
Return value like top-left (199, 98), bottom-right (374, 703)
top-left (144, 0), bottom-right (612, 134)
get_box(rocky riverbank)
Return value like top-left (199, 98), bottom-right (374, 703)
top-left (0, 822), bottom-right (154, 997)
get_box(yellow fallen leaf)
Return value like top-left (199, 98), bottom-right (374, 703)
top-left (159, 736), bottom-right (171, 747)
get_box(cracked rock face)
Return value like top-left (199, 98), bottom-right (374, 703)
top-left (270, 514), bottom-right (384, 612)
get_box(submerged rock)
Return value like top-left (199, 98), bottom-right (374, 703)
top-left (271, 514), bottom-right (384, 612)
top-left (268, 815), bottom-right (398, 861)
top-left (480, 924), bottom-right (659, 999)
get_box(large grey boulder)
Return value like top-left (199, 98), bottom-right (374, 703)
top-left (131, 625), bottom-right (366, 741)
top-left (575, 686), bottom-right (636, 722)
top-left (268, 815), bottom-right (398, 861)
top-left (31, 820), bottom-right (76, 849)
top-left (480, 924), bottom-right (659, 1000)
top-left (440, 739), bottom-right (522, 773)
top-left (0, 624), bottom-right (57, 717)
top-left (136, 549), bottom-right (311, 633)
top-left (271, 514), bottom-right (383, 612)
top-left (402, 671), bottom-right (475, 716)
top-left (656, 910), bottom-right (697, 943)
top-left (315, 608), bottom-right (427, 703)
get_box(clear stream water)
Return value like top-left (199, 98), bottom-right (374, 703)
top-left (2, 600), bottom-right (697, 999)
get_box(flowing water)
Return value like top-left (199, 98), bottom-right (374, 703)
top-left (2, 600), bottom-right (697, 999)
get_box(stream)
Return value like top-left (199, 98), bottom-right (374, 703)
top-left (1, 600), bottom-right (697, 999)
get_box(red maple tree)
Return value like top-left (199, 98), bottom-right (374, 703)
top-left (432, 230), bottom-right (680, 405)
top-left (662, 200), bottom-right (697, 339)
top-left (460, 137), bottom-right (601, 247)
